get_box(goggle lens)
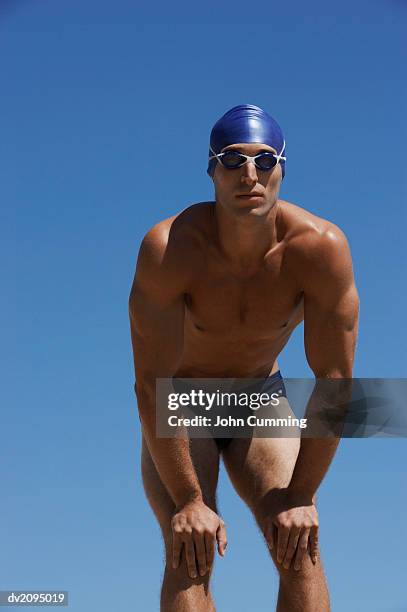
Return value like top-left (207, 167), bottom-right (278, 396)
top-left (221, 151), bottom-right (246, 168)
top-left (255, 153), bottom-right (277, 170)
top-left (220, 151), bottom-right (277, 171)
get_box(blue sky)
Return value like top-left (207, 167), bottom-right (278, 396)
top-left (1, 0), bottom-right (406, 610)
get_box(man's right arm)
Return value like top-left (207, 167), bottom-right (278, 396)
top-left (128, 223), bottom-right (203, 507)
top-left (129, 224), bottom-right (227, 578)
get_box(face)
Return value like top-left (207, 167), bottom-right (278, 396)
top-left (211, 143), bottom-right (282, 217)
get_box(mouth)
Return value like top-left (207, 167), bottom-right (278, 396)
top-left (236, 193), bottom-right (263, 198)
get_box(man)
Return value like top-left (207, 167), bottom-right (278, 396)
top-left (128, 104), bottom-right (359, 611)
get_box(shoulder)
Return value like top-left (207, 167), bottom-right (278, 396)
top-left (280, 200), bottom-right (354, 286)
top-left (139, 201), bottom-right (214, 265)
top-left (135, 202), bottom-right (214, 288)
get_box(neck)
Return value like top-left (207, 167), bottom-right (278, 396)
top-left (212, 200), bottom-right (282, 272)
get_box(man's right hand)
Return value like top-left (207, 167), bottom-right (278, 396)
top-left (171, 499), bottom-right (227, 578)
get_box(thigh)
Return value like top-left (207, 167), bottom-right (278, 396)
top-left (222, 431), bottom-right (326, 584)
top-left (221, 435), bottom-right (300, 514)
top-left (221, 395), bottom-right (302, 510)
top-left (141, 435), bottom-right (221, 537)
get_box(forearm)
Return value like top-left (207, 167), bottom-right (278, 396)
top-left (288, 437), bottom-right (340, 502)
top-left (288, 377), bottom-right (353, 502)
top-left (136, 380), bottom-right (203, 507)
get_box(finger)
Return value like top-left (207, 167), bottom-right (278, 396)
top-left (171, 514), bottom-right (186, 569)
top-left (194, 533), bottom-right (207, 576)
top-left (205, 532), bottom-right (215, 567)
top-left (282, 527), bottom-right (301, 569)
top-left (276, 526), bottom-right (290, 564)
top-left (263, 520), bottom-right (274, 550)
top-left (309, 526), bottom-right (319, 564)
top-left (294, 528), bottom-right (310, 571)
top-left (216, 521), bottom-right (227, 556)
top-left (172, 531), bottom-right (182, 569)
top-left (273, 523), bottom-right (278, 551)
top-left (185, 539), bottom-right (198, 579)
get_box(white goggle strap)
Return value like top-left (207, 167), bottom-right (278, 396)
top-left (208, 145), bottom-right (222, 161)
top-left (209, 142), bottom-right (286, 164)
top-left (275, 140), bottom-right (286, 163)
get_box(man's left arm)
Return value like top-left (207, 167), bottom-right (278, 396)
top-left (268, 225), bottom-right (359, 570)
top-left (288, 224), bottom-right (359, 501)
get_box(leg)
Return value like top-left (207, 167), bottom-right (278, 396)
top-left (141, 435), bottom-right (221, 612)
top-left (222, 435), bottom-right (330, 612)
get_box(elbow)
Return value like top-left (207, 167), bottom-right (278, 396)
top-left (135, 376), bottom-right (155, 402)
top-left (312, 369), bottom-right (353, 379)
top-left (134, 378), bottom-right (157, 425)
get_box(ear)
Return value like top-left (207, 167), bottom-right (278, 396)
top-left (279, 162), bottom-right (285, 181)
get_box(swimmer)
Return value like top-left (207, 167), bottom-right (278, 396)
top-left (129, 104), bottom-right (359, 611)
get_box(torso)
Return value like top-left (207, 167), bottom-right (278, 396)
top-left (162, 200), bottom-right (331, 378)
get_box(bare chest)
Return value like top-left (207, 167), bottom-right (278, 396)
top-left (184, 263), bottom-right (303, 340)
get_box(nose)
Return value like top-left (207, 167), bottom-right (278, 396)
top-left (240, 160), bottom-right (258, 186)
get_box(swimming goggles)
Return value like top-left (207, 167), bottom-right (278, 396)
top-left (209, 141), bottom-right (286, 171)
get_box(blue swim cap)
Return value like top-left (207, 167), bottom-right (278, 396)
top-left (207, 104), bottom-right (286, 179)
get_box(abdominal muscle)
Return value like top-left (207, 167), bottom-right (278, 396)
top-left (175, 319), bottom-right (298, 378)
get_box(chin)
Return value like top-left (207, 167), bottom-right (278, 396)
top-left (237, 200), bottom-right (274, 215)
top-left (216, 194), bottom-right (275, 217)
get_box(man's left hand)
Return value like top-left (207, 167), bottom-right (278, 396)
top-left (259, 491), bottom-right (319, 571)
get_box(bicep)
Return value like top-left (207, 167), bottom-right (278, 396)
top-left (128, 227), bottom-right (186, 380)
top-left (129, 279), bottom-right (185, 380)
top-left (303, 228), bottom-right (360, 377)
top-left (304, 284), bottom-right (359, 377)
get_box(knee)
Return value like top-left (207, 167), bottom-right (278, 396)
top-left (163, 534), bottom-right (213, 590)
top-left (276, 555), bottom-right (320, 584)
top-left (165, 560), bottom-right (212, 590)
